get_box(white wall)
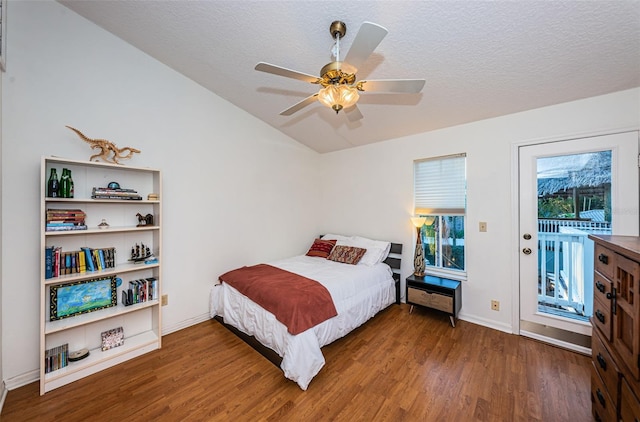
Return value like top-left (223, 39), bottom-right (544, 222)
top-left (1, 1), bottom-right (321, 387)
top-left (319, 88), bottom-right (640, 332)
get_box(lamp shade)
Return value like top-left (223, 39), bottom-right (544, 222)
top-left (317, 84), bottom-right (359, 113)
top-left (411, 216), bottom-right (427, 228)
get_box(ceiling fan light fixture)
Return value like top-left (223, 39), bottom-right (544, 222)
top-left (317, 84), bottom-right (359, 114)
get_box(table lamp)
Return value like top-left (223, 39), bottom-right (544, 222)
top-left (411, 216), bottom-right (427, 277)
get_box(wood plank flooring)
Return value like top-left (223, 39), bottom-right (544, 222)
top-left (2, 304), bottom-right (593, 421)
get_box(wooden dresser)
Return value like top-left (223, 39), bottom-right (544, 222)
top-left (589, 235), bottom-right (640, 421)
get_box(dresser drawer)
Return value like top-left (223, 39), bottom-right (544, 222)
top-left (595, 243), bottom-right (616, 279)
top-left (594, 272), bottom-right (614, 309)
top-left (592, 331), bottom-right (620, 404)
top-left (621, 377), bottom-right (640, 422)
top-left (592, 363), bottom-right (617, 422)
top-left (408, 287), bottom-right (452, 313)
top-left (593, 295), bottom-right (613, 342)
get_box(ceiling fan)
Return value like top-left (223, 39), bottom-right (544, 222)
top-left (255, 20), bottom-right (426, 120)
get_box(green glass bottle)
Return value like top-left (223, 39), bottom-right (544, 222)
top-left (60, 168), bottom-right (70, 198)
top-left (68, 169), bottom-right (74, 198)
top-left (47, 168), bottom-right (59, 198)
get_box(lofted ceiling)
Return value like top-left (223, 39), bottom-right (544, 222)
top-left (58, 1), bottom-right (640, 154)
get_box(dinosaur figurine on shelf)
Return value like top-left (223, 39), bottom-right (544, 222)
top-left (66, 125), bottom-right (141, 164)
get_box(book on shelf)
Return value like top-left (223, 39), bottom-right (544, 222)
top-left (45, 224), bottom-right (88, 232)
top-left (44, 343), bottom-right (68, 374)
top-left (45, 247), bottom-right (116, 277)
top-left (46, 209), bottom-right (87, 227)
top-left (124, 277), bottom-right (157, 306)
top-left (91, 187), bottom-right (142, 201)
top-left (45, 247), bottom-right (54, 279)
top-left (81, 247), bottom-right (95, 272)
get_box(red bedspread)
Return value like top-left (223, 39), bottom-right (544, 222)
top-left (219, 264), bottom-right (338, 335)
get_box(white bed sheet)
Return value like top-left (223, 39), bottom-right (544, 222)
top-left (210, 255), bottom-right (395, 390)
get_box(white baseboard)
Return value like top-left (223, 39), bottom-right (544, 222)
top-left (3, 313), bottom-right (213, 392)
top-left (161, 312), bottom-right (211, 336)
top-left (4, 369), bottom-right (38, 391)
top-left (458, 312), bottom-right (514, 334)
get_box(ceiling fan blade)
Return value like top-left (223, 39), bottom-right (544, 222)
top-left (280, 94), bottom-right (319, 116)
top-left (345, 105), bottom-right (364, 122)
top-left (343, 22), bottom-right (388, 73)
top-left (358, 79), bottom-right (426, 93)
top-left (255, 62), bottom-right (319, 84)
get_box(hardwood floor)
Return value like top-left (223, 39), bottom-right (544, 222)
top-left (2, 304), bottom-right (593, 421)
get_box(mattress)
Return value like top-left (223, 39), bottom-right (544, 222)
top-left (210, 255), bottom-right (395, 390)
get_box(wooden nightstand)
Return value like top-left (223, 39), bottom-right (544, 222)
top-left (406, 274), bottom-right (462, 327)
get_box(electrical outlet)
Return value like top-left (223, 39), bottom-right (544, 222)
top-left (479, 222), bottom-right (487, 232)
top-left (161, 294), bottom-right (168, 306)
top-left (491, 300), bottom-right (500, 311)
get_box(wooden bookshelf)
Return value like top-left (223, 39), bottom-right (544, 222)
top-left (40, 157), bottom-right (162, 394)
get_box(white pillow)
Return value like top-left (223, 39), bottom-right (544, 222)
top-left (321, 233), bottom-right (351, 242)
top-left (321, 234), bottom-right (391, 266)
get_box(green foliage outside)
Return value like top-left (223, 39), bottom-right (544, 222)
top-left (538, 195), bottom-right (609, 220)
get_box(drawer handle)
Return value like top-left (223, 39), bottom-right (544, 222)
top-left (595, 310), bottom-right (605, 324)
top-left (596, 389), bottom-right (606, 407)
top-left (596, 353), bottom-right (607, 370)
top-left (598, 254), bottom-right (609, 265)
top-left (595, 281), bottom-right (606, 293)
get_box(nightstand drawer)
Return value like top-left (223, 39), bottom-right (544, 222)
top-left (408, 287), bottom-right (452, 313)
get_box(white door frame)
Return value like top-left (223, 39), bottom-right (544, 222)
top-left (510, 128), bottom-right (640, 336)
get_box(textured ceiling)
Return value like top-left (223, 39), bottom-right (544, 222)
top-left (58, 1), bottom-right (640, 153)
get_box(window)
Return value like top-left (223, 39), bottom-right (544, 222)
top-left (414, 154), bottom-right (467, 278)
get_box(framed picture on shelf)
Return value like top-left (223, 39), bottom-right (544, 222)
top-left (0, 0), bottom-right (6, 72)
top-left (50, 276), bottom-right (117, 321)
top-left (101, 326), bottom-right (124, 351)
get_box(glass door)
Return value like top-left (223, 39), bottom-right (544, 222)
top-left (519, 132), bottom-right (638, 337)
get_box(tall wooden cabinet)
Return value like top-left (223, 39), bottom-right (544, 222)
top-left (589, 235), bottom-right (640, 421)
top-left (40, 157), bottom-right (162, 394)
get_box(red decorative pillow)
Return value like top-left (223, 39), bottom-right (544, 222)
top-left (327, 245), bottom-right (367, 265)
top-left (306, 238), bottom-right (337, 258)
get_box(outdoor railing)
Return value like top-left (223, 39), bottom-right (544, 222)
top-left (538, 231), bottom-right (588, 315)
top-left (538, 218), bottom-right (611, 233)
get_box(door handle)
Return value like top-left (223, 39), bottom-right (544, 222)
top-left (523, 233), bottom-right (532, 240)
top-left (522, 248), bottom-right (532, 255)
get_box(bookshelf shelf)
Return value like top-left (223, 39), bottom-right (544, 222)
top-left (45, 300), bottom-right (160, 334)
top-left (40, 157), bottom-right (162, 395)
top-left (45, 225), bottom-right (159, 236)
top-left (43, 262), bottom-right (160, 285)
top-left (43, 330), bottom-right (159, 392)
top-left (45, 198), bottom-right (160, 204)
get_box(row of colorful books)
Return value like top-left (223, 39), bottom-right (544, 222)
top-left (91, 187), bottom-right (142, 201)
top-left (123, 277), bottom-right (157, 306)
top-left (45, 247), bottom-right (116, 279)
top-left (46, 208), bottom-right (87, 231)
top-left (44, 343), bottom-right (68, 374)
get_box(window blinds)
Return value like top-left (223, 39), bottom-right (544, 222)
top-left (414, 154), bottom-right (466, 215)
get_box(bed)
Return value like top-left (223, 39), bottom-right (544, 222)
top-left (210, 234), bottom-right (402, 390)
